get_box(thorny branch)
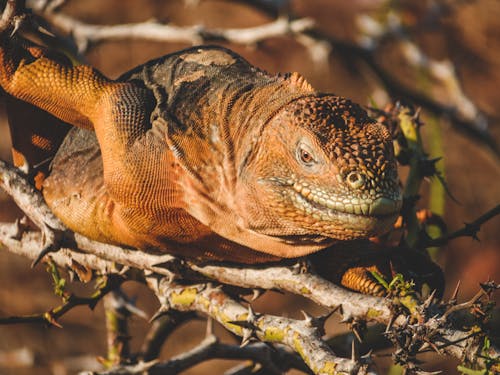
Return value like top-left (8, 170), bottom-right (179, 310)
top-left (0, 152), bottom-right (499, 372)
top-left (0, 269), bottom-right (125, 327)
top-left (85, 335), bottom-right (310, 375)
top-left (422, 204), bottom-right (500, 248)
top-left (36, 9), bottom-right (315, 53)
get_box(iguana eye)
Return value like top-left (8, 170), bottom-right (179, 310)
top-left (296, 142), bottom-right (316, 166)
top-left (300, 149), bottom-right (313, 163)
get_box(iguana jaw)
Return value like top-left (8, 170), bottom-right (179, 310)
top-left (287, 177), bottom-right (402, 218)
top-left (263, 176), bottom-right (401, 239)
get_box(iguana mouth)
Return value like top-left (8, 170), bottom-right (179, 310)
top-left (268, 177), bottom-right (402, 219)
top-left (292, 182), bottom-right (401, 218)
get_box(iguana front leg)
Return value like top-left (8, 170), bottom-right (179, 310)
top-left (0, 36), bottom-right (168, 205)
top-left (0, 36), bottom-right (196, 248)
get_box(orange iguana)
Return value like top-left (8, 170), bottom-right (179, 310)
top-left (0, 35), bottom-right (442, 295)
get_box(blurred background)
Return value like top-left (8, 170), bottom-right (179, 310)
top-left (0, 0), bottom-right (499, 374)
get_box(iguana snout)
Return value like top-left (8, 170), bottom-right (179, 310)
top-left (244, 95), bottom-right (402, 241)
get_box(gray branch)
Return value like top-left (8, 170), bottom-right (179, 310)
top-left (1, 157), bottom-right (498, 373)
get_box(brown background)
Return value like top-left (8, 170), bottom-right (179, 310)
top-left (0, 1), bottom-right (499, 374)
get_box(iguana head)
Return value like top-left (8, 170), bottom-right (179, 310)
top-left (240, 95), bottom-right (402, 242)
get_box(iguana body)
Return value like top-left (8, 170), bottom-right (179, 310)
top-left (0, 36), bottom-right (417, 293)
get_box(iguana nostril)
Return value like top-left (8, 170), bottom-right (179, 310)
top-left (346, 171), bottom-right (365, 189)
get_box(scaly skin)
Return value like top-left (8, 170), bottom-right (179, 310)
top-left (0, 35), bottom-right (418, 293)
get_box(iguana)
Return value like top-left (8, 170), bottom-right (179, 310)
top-left (0, 35), bottom-right (442, 295)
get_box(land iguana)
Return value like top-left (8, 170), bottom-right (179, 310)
top-left (0, 35), bottom-right (442, 295)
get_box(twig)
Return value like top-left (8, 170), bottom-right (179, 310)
top-left (102, 291), bottom-right (132, 367)
top-left (139, 311), bottom-right (196, 362)
top-left (86, 337), bottom-right (309, 375)
top-left (422, 204), bottom-right (500, 248)
top-left (29, 5), bottom-right (314, 53)
top-left (0, 274), bottom-right (125, 327)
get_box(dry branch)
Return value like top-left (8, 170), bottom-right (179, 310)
top-left (1, 146), bottom-right (499, 373)
top-left (149, 279), bottom-right (375, 374)
top-left (28, 2), bottom-right (314, 52)
top-left (84, 336), bottom-right (309, 375)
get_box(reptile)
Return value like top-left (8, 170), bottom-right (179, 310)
top-left (0, 34), bottom-right (443, 296)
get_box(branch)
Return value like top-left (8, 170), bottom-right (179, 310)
top-left (190, 262), bottom-right (393, 323)
top-left (422, 204), bottom-right (500, 248)
top-left (29, 3), bottom-right (314, 52)
top-left (102, 290), bottom-right (147, 368)
top-left (0, 158), bottom-right (499, 372)
top-left (0, 272), bottom-right (125, 327)
top-left (148, 335), bottom-right (309, 375)
top-left (139, 311), bottom-right (196, 362)
top-left (85, 336), bottom-right (309, 375)
top-left (148, 279), bottom-right (374, 374)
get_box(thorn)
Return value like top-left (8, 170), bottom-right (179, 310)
top-left (247, 305), bottom-right (257, 324)
top-left (36, 23), bottom-right (55, 37)
top-left (240, 328), bottom-right (252, 347)
top-left (361, 349), bottom-right (373, 360)
top-left (422, 289), bottom-right (436, 309)
top-left (464, 222), bottom-right (480, 241)
top-left (352, 327), bottom-right (363, 343)
top-left (253, 363), bottom-right (263, 371)
top-left (450, 280), bottom-right (461, 302)
top-left (250, 288), bottom-right (264, 301)
top-left (118, 265), bottom-right (131, 276)
top-left (230, 308), bottom-right (261, 347)
top-left (44, 312), bottom-right (63, 328)
top-left (151, 257), bottom-right (183, 276)
top-left (205, 317), bottom-right (214, 337)
top-left (9, 15), bottom-right (25, 37)
top-left (427, 340), bottom-right (444, 355)
top-left (412, 107), bottom-right (421, 122)
top-left (67, 269), bottom-right (75, 282)
top-left (211, 283), bottom-right (224, 292)
top-left (291, 261), bottom-right (302, 274)
top-left (11, 218), bottom-right (25, 240)
top-left (340, 313), bottom-right (352, 324)
top-left (385, 315), bottom-right (395, 333)
top-left (121, 299), bottom-right (148, 320)
top-left (419, 342), bottom-right (430, 351)
top-left (316, 306), bottom-right (340, 325)
top-left (31, 244), bottom-right (55, 268)
top-left (301, 310), bottom-right (314, 327)
top-left (149, 304), bottom-right (170, 323)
